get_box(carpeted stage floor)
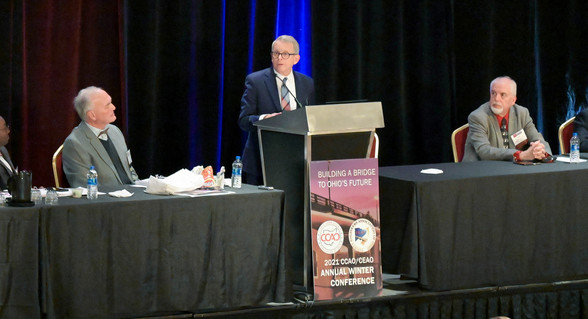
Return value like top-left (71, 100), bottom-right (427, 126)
top-left (131, 274), bottom-right (588, 319)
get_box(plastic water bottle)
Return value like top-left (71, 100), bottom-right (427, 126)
top-left (231, 156), bottom-right (242, 188)
top-left (87, 166), bottom-right (98, 199)
top-left (570, 133), bottom-right (580, 163)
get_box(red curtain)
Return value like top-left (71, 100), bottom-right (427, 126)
top-left (7, 1), bottom-right (124, 187)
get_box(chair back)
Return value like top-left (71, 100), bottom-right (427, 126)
top-left (52, 145), bottom-right (67, 188)
top-left (451, 124), bottom-right (469, 162)
top-left (369, 132), bottom-right (379, 158)
top-left (558, 116), bottom-right (575, 154)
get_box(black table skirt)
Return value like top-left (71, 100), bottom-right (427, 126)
top-left (0, 184), bottom-right (287, 318)
top-left (0, 208), bottom-right (40, 318)
top-left (380, 160), bottom-right (588, 291)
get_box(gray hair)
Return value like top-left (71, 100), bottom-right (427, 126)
top-left (490, 76), bottom-right (517, 96)
top-left (73, 86), bottom-right (102, 120)
top-left (272, 35), bottom-right (300, 54)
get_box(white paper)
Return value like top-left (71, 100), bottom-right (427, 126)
top-left (420, 168), bottom-right (444, 174)
top-left (176, 189), bottom-right (234, 197)
top-left (39, 188), bottom-right (74, 197)
top-left (556, 156), bottom-right (587, 163)
top-left (108, 189), bottom-right (134, 198)
top-left (57, 189), bottom-right (73, 197)
top-left (145, 169), bottom-right (205, 195)
top-left (132, 179), bottom-right (150, 188)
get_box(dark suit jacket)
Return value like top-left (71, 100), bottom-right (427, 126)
top-left (238, 67), bottom-right (315, 183)
top-left (63, 121), bottom-right (138, 187)
top-left (573, 108), bottom-right (588, 151)
top-left (0, 146), bottom-right (15, 190)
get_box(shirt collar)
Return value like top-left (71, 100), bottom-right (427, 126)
top-left (274, 69), bottom-right (294, 81)
top-left (494, 109), bottom-right (510, 128)
top-left (86, 122), bottom-right (109, 140)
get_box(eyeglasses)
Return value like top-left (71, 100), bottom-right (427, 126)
top-left (271, 51), bottom-right (298, 59)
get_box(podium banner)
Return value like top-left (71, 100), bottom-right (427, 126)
top-left (309, 158), bottom-right (382, 301)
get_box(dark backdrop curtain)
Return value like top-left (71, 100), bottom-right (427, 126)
top-left (1, 0), bottom-right (587, 186)
top-left (124, 1), bottom-right (278, 177)
top-left (312, 0), bottom-right (456, 164)
top-left (312, 0), bottom-right (587, 165)
top-left (452, 0), bottom-right (587, 152)
top-left (0, 0), bottom-right (123, 187)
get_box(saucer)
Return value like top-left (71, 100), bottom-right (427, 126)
top-left (6, 199), bottom-right (35, 207)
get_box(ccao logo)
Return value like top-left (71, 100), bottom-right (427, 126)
top-left (317, 221), bottom-right (344, 254)
top-left (320, 233), bottom-right (341, 242)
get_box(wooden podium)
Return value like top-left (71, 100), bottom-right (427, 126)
top-left (254, 102), bottom-right (385, 291)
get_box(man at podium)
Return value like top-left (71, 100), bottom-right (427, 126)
top-left (238, 35), bottom-right (315, 185)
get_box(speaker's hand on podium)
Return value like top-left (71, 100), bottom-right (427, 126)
top-left (264, 112), bottom-right (282, 119)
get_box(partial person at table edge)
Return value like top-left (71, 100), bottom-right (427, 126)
top-left (463, 76), bottom-right (551, 162)
top-left (572, 108), bottom-right (588, 151)
top-left (238, 35), bottom-right (315, 185)
top-left (0, 116), bottom-right (16, 190)
top-left (62, 86), bottom-right (139, 187)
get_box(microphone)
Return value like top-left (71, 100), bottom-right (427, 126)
top-left (275, 73), bottom-right (304, 109)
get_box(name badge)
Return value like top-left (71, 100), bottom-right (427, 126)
top-left (511, 129), bottom-right (528, 150)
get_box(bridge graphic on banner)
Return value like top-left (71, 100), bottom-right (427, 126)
top-left (309, 158), bottom-right (382, 301)
top-left (311, 193), bottom-right (380, 228)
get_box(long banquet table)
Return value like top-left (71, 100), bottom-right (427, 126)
top-left (0, 206), bottom-right (39, 317)
top-left (0, 184), bottom-right (287, 318)
top-left (379, 160), bottom-right (588, 291)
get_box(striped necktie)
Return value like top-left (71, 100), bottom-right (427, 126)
top-left (280, 77), bottom-right (291, 111)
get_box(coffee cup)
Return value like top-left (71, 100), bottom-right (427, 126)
top-left (72, 188), bottom-right (83, 198)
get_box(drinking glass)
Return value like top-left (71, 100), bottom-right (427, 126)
top-left (46, 189), bottom-right (59, 205)
top-left (31, 188), bottom-right (42, 205)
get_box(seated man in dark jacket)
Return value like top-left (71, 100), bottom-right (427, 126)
top-left (0, 116), bottom-right (15, 190)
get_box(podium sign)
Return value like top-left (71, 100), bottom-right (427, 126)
top-left (309, 158), bottom-right (382, 300)
top-left (255, 102), bottom-right (384, 290)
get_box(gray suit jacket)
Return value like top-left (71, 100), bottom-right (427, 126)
top-left (463, 102), bottom-right (551, 161)
top-left (63, 121), bottom-right (138, 187)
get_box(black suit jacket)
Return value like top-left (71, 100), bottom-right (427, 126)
top-left (574, 108), bottom-right (588, 151)
top-left (238, 67), bottom-right (315, 183)
top-left (0, 146), bottom-right (15, 190)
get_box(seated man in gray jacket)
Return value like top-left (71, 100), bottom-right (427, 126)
top-left (463, 76), bottom-right (551, 162)
top-left (63, 86), bottom-right (138, 187)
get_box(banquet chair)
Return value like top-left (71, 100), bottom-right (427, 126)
top-left (451, 123), bottom-right (469, 162)
top-left (52, 144), bottom-right (68, 188)
top-left (369, 132), bottom-right (379, 158)
top-left (558, 116), bottom-right (575, 154)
